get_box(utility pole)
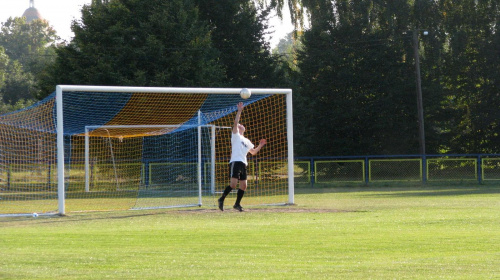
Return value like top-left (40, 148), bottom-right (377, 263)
top-left (413, 30), bottom-right (426, 156)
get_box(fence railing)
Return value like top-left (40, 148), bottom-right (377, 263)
top-left (4, 154), bottom-right (500, 191)
top-left (295, 154), bottom-right (500, 186)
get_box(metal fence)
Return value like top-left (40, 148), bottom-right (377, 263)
top-left (294, 154), bottom-right (500, 186)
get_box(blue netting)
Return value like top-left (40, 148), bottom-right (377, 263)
top-left (0, 92), bottom-right (56, 118)
top-left (142, 129), bottom-right (199, 162)
top-left (61, 91), bottom-right (132, 135)
top-left (0, 90), bottom-right (270, 136)
top-left (0, 92), bottom-right (57, 133)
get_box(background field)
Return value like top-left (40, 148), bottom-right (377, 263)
top-left (1, 185), bottom-right (499, 279)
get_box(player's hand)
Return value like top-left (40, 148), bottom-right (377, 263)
top-left (237, 102), bottom-right (244, 111)
top-left (259, 139), bottom-right (267, 146)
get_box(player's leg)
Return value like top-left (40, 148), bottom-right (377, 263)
top-left (218, 163), bottom-right (239, 211)
top-left (233, 180), bottom-right (247, 212)
top-left (233, 163), bottom-right (248, 212)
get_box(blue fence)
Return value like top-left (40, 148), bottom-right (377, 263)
top-left (294, 154), bottom-right (500, 186)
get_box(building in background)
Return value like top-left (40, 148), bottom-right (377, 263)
top-left (22, 0), bottom-right (43, 23)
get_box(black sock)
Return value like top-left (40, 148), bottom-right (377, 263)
top-left (220, 186), bottom-right (232, 200)
top-left (235, 189), bottom-right (245, 206)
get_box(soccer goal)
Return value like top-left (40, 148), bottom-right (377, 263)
top-left (0, 85), bottom-right (294, 216)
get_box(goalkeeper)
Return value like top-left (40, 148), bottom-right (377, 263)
top-left (218, 102), bottom-right (266, 212)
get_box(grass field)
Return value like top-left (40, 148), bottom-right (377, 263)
top-left (1, 185), bottom-right (499, 279)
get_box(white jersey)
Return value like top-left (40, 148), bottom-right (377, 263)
top-left (230, 132), bottom-right (254, 165)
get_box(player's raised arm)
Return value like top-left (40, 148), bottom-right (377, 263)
top-left (233, 102), bottom-right (244, 134)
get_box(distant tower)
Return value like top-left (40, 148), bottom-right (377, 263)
top-left (22, 0), bottom-right (44, 23)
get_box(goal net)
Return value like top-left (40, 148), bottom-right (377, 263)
top-left (0, 86), bottom-right (293, 215)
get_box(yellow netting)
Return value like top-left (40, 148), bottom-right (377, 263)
top-left (210, 95), bottom-right (289, 205)
top-left (0, 99), bottom-right (58, 214)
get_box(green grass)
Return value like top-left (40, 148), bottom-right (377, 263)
top-left (1, 186), bottom-right (499, 279)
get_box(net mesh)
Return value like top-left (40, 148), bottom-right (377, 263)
top-left (0, 88), bottom-right (290, 214)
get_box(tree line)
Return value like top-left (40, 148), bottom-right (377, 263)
top-left (0, 0), bottom-right (498, 157)
top-left (292, 0), bottom-right (499, 156)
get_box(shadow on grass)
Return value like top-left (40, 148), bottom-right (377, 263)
top-left (362, 187), bottom-right (500, 198)
top-left (295, 183), bottom-right (500, 197)
top-left (0, 208), bottom-right (191, 225)
top-left (0, 205), bottom-right (359, 226)
top-left (3, 185), bottom-right (499, 225)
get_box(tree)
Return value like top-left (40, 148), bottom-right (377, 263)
top-left (260, 0), bottom-right (306, 31)
top-left (38, 0), bottom-right (225, 95)
top-left (273, 31), bottom-right (303, 72)
top-left (0, 17), bottom-right (58, 104)
top-left (196, 0), bottom-right (288, 87)
top-left (295, 0), bottom-right (445, 156)
top-left (0, 98), bottom-right (36, 115)
top-left (438, 0), bottom-right (500, 153)
top-left (0, 17), bottom-right (58, 74)
top-left (292, 0), bottom-right (499, 156)
top-left (2, 61), bottom-right (35, 103)
top-left (0, 46), bottom-right (8, 89)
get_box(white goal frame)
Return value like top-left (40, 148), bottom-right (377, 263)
top-left (56, 85), bottom-right (294, 215)
top-left (83, 124), bottom-right (227, 208)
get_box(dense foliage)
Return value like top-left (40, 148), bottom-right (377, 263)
top-left (37, 0), bottom-right (286, 93)
top-left (196, 0), bottom-right (288, 87)
top-left (0, 17), bottom-right (58, 104)
top-left (293, 0), bottom-right (500, 155)
top-left (1, 0), bottom-right (498, 156)
top-left (37, 0), bottom-right (225, 92)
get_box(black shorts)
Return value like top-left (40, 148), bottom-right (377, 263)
top-left (229, 161), bottom-right (248, 180)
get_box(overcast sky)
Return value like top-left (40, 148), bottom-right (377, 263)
top-left (0, 0), bottom-right (292, 47)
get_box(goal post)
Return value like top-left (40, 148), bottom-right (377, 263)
top-left (0, 85), bottom-right (293, 216)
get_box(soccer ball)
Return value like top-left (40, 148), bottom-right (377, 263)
top-left (32, 213), bottom-right (38, 218)
top-left (240, 88), bottom-right (251, 99)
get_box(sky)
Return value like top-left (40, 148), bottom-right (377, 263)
top-left (0, 0), bottom-right (293, 47)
